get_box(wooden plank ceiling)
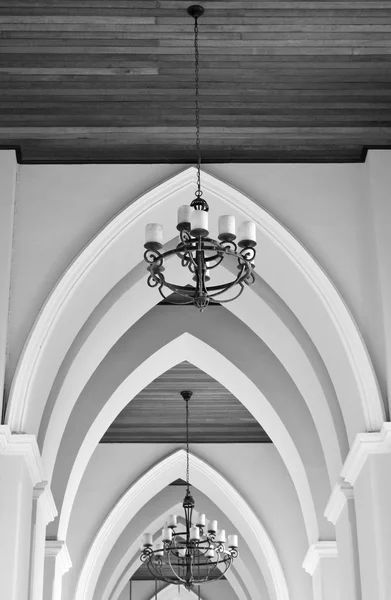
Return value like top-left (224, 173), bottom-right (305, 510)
top-left (101, 361), bottom-right (270, 443)
top-left (1, 0), bottom-right (391, 163)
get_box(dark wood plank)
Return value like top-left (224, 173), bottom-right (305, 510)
top-left (101, 362), bottom-right (271, 443)
top-left (0, 0), bottom-right (390, 162)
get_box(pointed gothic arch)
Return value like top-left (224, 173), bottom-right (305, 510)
top-left (75, 450), bottom-right (289, 600)
top-left (6, 167), bottom-right (383, 446)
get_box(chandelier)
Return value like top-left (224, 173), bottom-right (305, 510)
top-left (144, 5), bottom-right (257, 311)
top-left (140, 390), bottom-right (239, 593)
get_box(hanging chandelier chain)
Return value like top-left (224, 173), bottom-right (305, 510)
top-left (193, 15), bottom-right (202, 197)
top-left (186, 396), bottom-right (190, 489)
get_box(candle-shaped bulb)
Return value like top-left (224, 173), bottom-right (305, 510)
top-left (238, 221), bottom-right (256, 248)
top-left (228, 534), bottom-right (238, 548)
top-left (208, 520), bottom-right (218, 533)
top-left (145, 223), bottom-right (163, 248)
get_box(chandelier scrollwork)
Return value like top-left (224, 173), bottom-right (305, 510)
top-left (140, 390), bottom-right (239, 592)
top-left (144, 4), bottom-right (257, 311)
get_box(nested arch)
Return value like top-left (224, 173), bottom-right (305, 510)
top-left (101, 503), bottom-right (251, 600)
top-left (75, 449), bottom-right (289, 600)
top-left (55, 333), bottom-right (318, 546)
top-left (7, 166), bottom-right (383, 444)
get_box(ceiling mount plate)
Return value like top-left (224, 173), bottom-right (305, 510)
top-left (187, 4), bottom-right (205, 19)
top-left (180, 390), bottom-right (193, 402)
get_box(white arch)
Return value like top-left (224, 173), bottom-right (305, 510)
top-left (41, 257), bottom-right (344, 489)
top-left (103, 503), bottom-right (250, 600)
top-left (58, 334), bottom-right (318, 545)
top-left (75, 449), bottom-right (289, 600)
top-left (7, 167), bottom-right (383, 441)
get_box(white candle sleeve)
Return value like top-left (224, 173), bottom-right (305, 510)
top-left (162, 527), bottom-right (172, 542)
top-left (142, 533), bottom-right (153, 546)
top-left (206, 548), bottom-right (215, 558)
top-left (216, 529), bottom-right (226, 543)
top-left (218, 215), bottom-right (236, 236)
top-left (196, 513), bottom-right (206, 527)
top-left (155, 542), bottom-right (164, 556)
top-left (190, 210), bottom-right (208, 234)
top-left (208, 520), bottom-right (218, 533)
top-left (145, 223), bottom-right (163, 245)
top-left (228, 534), bottom-right (238, 548)
top-left (190, 526), bottom-right (200, 540)
top-left (167, 514), bottom-right (177, 528)
top-left (178, 205), bottom-right (193, 225)
top-left (238, 221), bottom-right (256, 243)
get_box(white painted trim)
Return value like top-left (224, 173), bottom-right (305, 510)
top-left (341, 422), bottom-right (391, 485)
top-left (58, 334), bottom-right (318, 546)
top-left (324, 481), bottom-right (354, 525)
top-left (0, 425), bottom-right (47, 487)
top-left (7, 167), bottom-right (383, 436)
top-left (75, 449), bottom-right (289, 600)
top-left (33, 481), bottom-right (57, 525)
top-left (105, 504), bottom-right (249, 600)
top-left (302, 542), bottom-right (338, 576)
top-left (45, 540), bottom-right (72, 575)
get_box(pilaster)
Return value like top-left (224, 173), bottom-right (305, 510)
top-left (303, 541), bottom-right (338, 600)
top-left (44, 540), bottom-right (72, 600)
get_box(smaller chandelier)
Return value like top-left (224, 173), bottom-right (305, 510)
top-left (144, 5), bottom-right (256, 311)
top-left (140, 390), bottom-right (239, 592)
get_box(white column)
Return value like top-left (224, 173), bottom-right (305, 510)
top-left (0, 150), bottom-right (17, 417)
top-left (303, 541), bottom-right (339, 600)
top-left (29, 482), bottom-right (57, 600)
top-left (43, 540), bottom-right (72, 600)
top-left (0, 426), bottom-right (47, 600)
top-left (342, 424), bottom-right (391, 600)
top-left (366, 150), bottom-right (391, 410)
top-left (325, 481), bottom-right (361, 600)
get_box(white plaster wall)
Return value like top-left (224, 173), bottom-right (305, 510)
top-left (63, 443), bottom-right (310, 600)
top-left (7, 162), bottom-right (386, 398)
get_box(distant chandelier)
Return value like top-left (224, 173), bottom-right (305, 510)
top-left (140, 390), bottom-right (239, 593)
top-left (144, 5), bottom-right (256, 311)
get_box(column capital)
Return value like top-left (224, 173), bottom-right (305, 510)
top-left (325, 480), bottom-right (354, 525)
top-left (302, 541), bottom-right (338, 576)
top-left (45, 540), bottom-right (72, 575)
top-left (0, 425), bottom-right (46, 486)
top-left (33, 482), bottom-right (57, 525)
top-left (341, 423), bottom-right (391, 485)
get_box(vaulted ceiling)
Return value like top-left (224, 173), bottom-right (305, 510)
top-left (101, 361), bottom-right (271, 443)
top-left (1, 0), bottom-right (391, 163)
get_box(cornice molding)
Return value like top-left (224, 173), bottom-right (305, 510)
top-left (33, 481), bottom-right (58, 524)
top-left (0, 425), bottom-right (45, 486)
top-left (341, 423), bottom-right (391, 485)
top-left (302, 541), bottom-right (338, 576)
top-left (45, 540), bottom-right (72, 574)
top-left (324, 480), bottom-right (354, 525)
